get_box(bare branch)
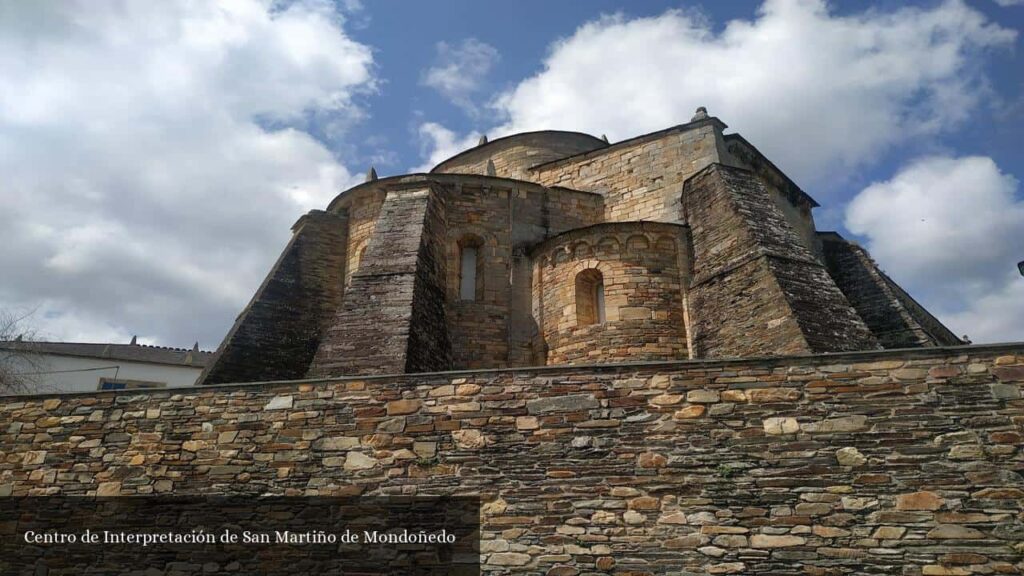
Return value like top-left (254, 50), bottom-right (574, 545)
top-left (0, 308), bottom-right (47, 394)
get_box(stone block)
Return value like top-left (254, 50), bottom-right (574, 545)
top-left (686, 390), bottom-right (720, 403)
top-left (674, 405), bottom-right (706, 419)
top-left (764, 417), bottom-right (799, 435)
top-left (527, 395), bottom-right (599, 414)
top-left (802, 415), bottom-right (867, 433)
top-left (386, 399), bottom-right (421, 415)
top-left (263, 395), bottom-right (293, 410)
top-left (835, 447), bottom-right (866, 467)
top-left (751, 534), bottom-right (805, 548)
top-left (895, 491), bottom-right (943, 511)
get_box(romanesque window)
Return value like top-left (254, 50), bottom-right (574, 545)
top-left (458, 235), bottom-right (484, 301)
top-left (575, 269), bottom-right (606, 326)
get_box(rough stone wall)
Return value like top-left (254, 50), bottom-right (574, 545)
top-left (820, 233), bottom-right (962, 349)
top-left (404, 186), bottom-right (453, 374)
top-left (532, 222), bottom-right (690, 365)
top-left (199, 210), bottom-right (348, 384)
top-left (3, 344), bottom-right (1023, 575)
top-left (723, 135), bottom-right (822, 260)
top-left (443, 179), bottom-right (605, 370)
top-left (339, 187), bottom-right (386, 288)
top-left (445, 183), bottom-right (517, 369)
top-left (309, 186), bottom-right (449, 376)
top-left (432, 132), bottom-right (606, 180)
top-left (684, 164), bottom-right (878, 358)
top-left (531, 119), bottom-right (727, 223)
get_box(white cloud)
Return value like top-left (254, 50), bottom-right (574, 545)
top-left (412, 122), bottom-right (483, 173)
top-left (421, 38), bottom-right (499, 114)
top-left (846, 156), bottom-right (1024, 343)
top-left (0, 0), bottom-right (375, 348)
top-left (994, 0), bottom-right (1023, 7)
top-left (418, 0), bottom-right (1014, 188)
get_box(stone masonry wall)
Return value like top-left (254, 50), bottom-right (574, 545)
top-left (200, 210), bottom-right (348, 384)
top-left (532, 222), bottom-right (690, 365)
top-left (443, 179), bottom-right (605, 370)
top-left (339, 186), bottom-right (386, 289)
top-left (433, 132), bottom-right (607, 181)
top-left (683, 164), bottom-right (878, 358)
top-left (404, 185), bottom-right (453, 374)
top-left (531, 120), bottom-right (726, 223)
top-left (821, 234), bottom-right (939, 349)
top-left (2, 344), bottom-right (1023, 575)
top-left (308, 186), bottom-right (449, 376)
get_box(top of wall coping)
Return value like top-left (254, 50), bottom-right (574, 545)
top-left (3, 341), bottom-right (1020, 400)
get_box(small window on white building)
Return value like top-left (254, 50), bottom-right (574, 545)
top-left (98, 378), bottom-right (166, 391)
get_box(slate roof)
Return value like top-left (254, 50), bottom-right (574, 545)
top-left (0, 341), bottom-right (213, 368)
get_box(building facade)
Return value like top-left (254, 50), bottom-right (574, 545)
top-left (200, 109), bottom-right (961, 384)
top-left (0, 340), bottom-right (210, 393)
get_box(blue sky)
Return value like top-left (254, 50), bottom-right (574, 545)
top-left (0, 0), bottom-right (1022, 348)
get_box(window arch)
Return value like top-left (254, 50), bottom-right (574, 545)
top-left (458, 234), bottom-right (484, 301)
top-left (346, 241), bottom-right (369, 287)
top-left (575, 268), bottom-right (606, 326)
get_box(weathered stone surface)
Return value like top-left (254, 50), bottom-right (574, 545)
top-left (707, 562), bottom-right (745, 574)
top-left (872, 526), bottom-right (906, 539)
top-left (992, 366), bottom-right (1024, 382)
top-left (896, 491), bottom-right (944, 511)
top-left (488, 553), bottom-right (531, 566)
top-left (22, 451), bottom-right (46, 465)
top-left (263, 395), bottom-right (293, 411)
top-left (96, 481), bottom-right (121, 496)
top-left (515, 416), bottom-right (539, 430)
top-left (650, 394), bottom-right (684, 406)
top-left (342, 452), bottom-right (377, 471)
top-left (802, 415), bottom-right (868, 433)
top-left (686, 390), bottom-right (720, 403)
top-left (3, 345), bottom-right (1022, 576)
top-left (451, 429), bottom-right (490, 449)
top-left (836, 447), bottom-right (867, 467)
top-left (637, 452), bottom-right (667, 468)
top-left (972, 487), bottom-right (1024, 500)
top-left (386, 399), bottom-right (421, 415)
top-left (314, 436), bottom-right (359, 451)
top-left (748, 388), bottom-right (801, 403)
top-left (526, 395), bottom-right (598, 414)
top-left (990, 383), bottom-right (1021, 399)
top-left (751, 534), bottom-right (806, 548)
top-left (623, 510), bottom-right (645, 525)
top-left (674, 405), bottom-right (706, 419)
top-left (926, 525), bottom-right (986, 539)
top-left (764, 417), bottom-right (799, 435)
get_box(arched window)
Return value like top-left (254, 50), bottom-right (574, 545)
top-left (460, 245), bottom-right (478, 300)
top-left (575, 269), bottom-right (606, 326)
top-left (458, 235), bottom-right (484, 301)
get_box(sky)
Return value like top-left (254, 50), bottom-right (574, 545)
top-left (0, 0), bottom-right (1022, 349)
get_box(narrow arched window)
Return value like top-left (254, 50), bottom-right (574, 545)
top-left (460, 245), bottom-right (478, 300)
top-left (575, 269), bottom-right (605, 326)
top-left (456, 234), bottom-right (485, 302)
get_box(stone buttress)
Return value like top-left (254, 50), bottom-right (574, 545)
top-left (200, 210), bottom-right (347, 384)
top-left (682, 163), bottom-right (879, 358)
top-left (308, 183), bottom-right (451, 377)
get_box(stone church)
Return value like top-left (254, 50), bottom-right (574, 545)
top-left (200, 108), bottom-right (961, 385)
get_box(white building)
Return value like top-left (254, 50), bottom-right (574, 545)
top-left (0, 339), bottom-right (211, 394)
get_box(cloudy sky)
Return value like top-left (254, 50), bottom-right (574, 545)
top-left (1, 0), bottom-right (1022, 349)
